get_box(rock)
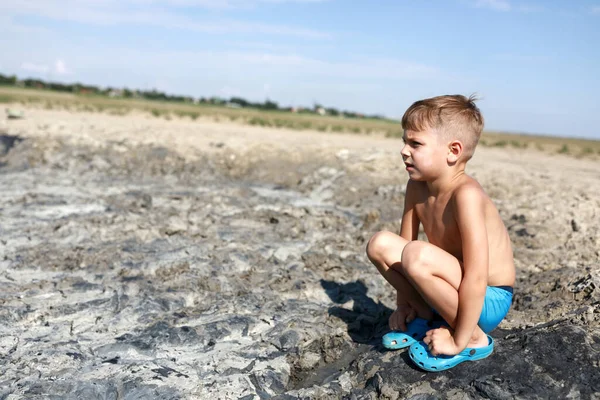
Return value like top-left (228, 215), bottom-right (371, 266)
top-left (276, 330), bottom-right (301, 351)
top-left (298, 351), bottom-right (321, 370)
top-left (6, 109), bottom-right (24, 119)
top-left (165, 216), bottom-right (187, 235)
top-left (0, 336), bottom-right (18, 357)
top-left (336, 149), bottom-right (350, 160)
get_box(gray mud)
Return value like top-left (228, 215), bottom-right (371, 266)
top-left (0, 128), bottom-right (599, 399)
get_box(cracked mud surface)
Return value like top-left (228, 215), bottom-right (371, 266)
top-left (0, 108), bottom-right (599, 399)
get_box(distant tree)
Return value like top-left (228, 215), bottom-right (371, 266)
top-left (0, 74), bottom-right (17, 85)
top-left (326, 107), bottom-right (339, 116)
top-left (229, 97), bottom-right (250, 107)
top-left (48, 82), bottom-right (72, 92)
top-left (0, 73), bottom-right (383, 118)
top-left (210, 97), bottom-right (225, 105)
top-left (342, 110), bottom-right (358, 118)
top-left (262, 99), bottom-right (279, 110)
top-left (22, 79), bottom-right (46, 89)
top-left (142, 89), bottom-right (168, 101)
top-left (169, 95), bottom-right (187, 102)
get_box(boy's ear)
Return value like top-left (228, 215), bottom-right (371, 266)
top-left (447, 140), bottom-right (463, 163)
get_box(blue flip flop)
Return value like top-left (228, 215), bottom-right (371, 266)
top-left (382, 318), bottom-right (447, 350)
top-left (408, 334), bottom-right (494, 371)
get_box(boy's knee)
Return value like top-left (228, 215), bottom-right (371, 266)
top-left (401, 241), bottom-right (431, 277)
top-left (366, 230), bottom-right (395, 260)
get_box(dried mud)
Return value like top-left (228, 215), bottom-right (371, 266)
top-left (0, 109), bottom-right (599, 399)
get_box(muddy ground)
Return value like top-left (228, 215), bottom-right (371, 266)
top-left (0, 108), bottom-right (599, 399)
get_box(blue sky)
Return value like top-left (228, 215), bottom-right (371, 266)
top-left (1, 0), bottom-right (599, 138)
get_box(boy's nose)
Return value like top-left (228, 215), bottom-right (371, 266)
top-left (401, 145), bottom-right (410, 158)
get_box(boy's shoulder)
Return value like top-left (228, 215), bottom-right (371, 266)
top-left (454, 175), bottom-right (483, 193)
top-left (451, 175), bottom-right (491, 210)
top-left (406, 175), bottom-right (484, 197)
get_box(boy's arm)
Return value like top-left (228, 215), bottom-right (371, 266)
top-left (395, 180), bottom-right (420, 309)
top-left (399, 180), bottom-right (420, 242)
top-left (452, 185), bottom-right (489, 350)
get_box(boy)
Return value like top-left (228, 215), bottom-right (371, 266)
top-left (366, 95), bottom-right (515, 371)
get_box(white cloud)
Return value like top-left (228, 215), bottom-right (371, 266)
top-left (517, 5), bottom-right (544, 13)
top-left (105, 48), bottom-right (441, 81)
top-left (474, 0), bottom-right (511, 12)
top-left (19, 59), bottom-right (71, 76)
top-left (257, 0), bottom-right (329, 3)
top-left (21, 62), bottom-right (50, 74)
top-left (491, 53), bottom-right (551, 63)
top-left (130, 0), bottom-right (330, 7)
top-left (472, 1), bottom-right (545, 13)
top-left (219, 86), bottom-right (243, 98)
top-left (592, 6), bottom-right (600, 14)
top-left (15, 43), bottom-right (440, 82)
top-left (0, 0), bottom-right (331, 39)
top-left (263, 83), bottom-right (272, 97)
top-left (0, 15), bottom-right (52, 35)
top-left (55, 59), bottom-right (69, 75)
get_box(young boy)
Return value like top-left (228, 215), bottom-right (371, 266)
top-left (366, 94), bottom-right (515, 371)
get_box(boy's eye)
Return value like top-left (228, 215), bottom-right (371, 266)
top-left (402, 139), bottom-right (421, 147)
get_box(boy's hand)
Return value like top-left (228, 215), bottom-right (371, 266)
top-left (423, 326), bottom-right (460, 356)
top-left (389, 304), bottom-right (416, 331)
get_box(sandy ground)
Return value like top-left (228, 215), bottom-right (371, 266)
top-left (1, 106), bottom-right (599, 399)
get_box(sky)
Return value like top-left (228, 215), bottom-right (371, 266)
top-left (1, 0), bottom-right (599, 138)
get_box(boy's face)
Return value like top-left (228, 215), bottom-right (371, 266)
top-left (401, 129), bottom-right (448, 181)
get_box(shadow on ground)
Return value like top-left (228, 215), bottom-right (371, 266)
top-left (0, 134), bottom-right (23, 155)
top-left (321, 279), bottom-right (392, 345)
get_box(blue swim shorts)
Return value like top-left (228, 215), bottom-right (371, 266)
top-left (478, 286), bottom-right (513, 333)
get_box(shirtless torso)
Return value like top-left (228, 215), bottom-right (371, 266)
top-left (409, 176), bottom-right (515, 287)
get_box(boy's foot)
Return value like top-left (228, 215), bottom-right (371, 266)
top-left (408, 334), bottom-right (494, 372)
top-left (382, 318), bottom-right (447, 350)
top-left (468, 332), bottom-right (491, 349)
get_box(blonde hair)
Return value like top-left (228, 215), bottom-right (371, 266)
top-left (401, 94), bottom-right (484, 160)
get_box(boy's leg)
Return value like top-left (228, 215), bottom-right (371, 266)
top-left (400, 240), bottom-right (487, 344)
top-left (366, 231), bottom-right (434, 321)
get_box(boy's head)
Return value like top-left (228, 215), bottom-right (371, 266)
top-left (401, 94), bottom-right (484, 161)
